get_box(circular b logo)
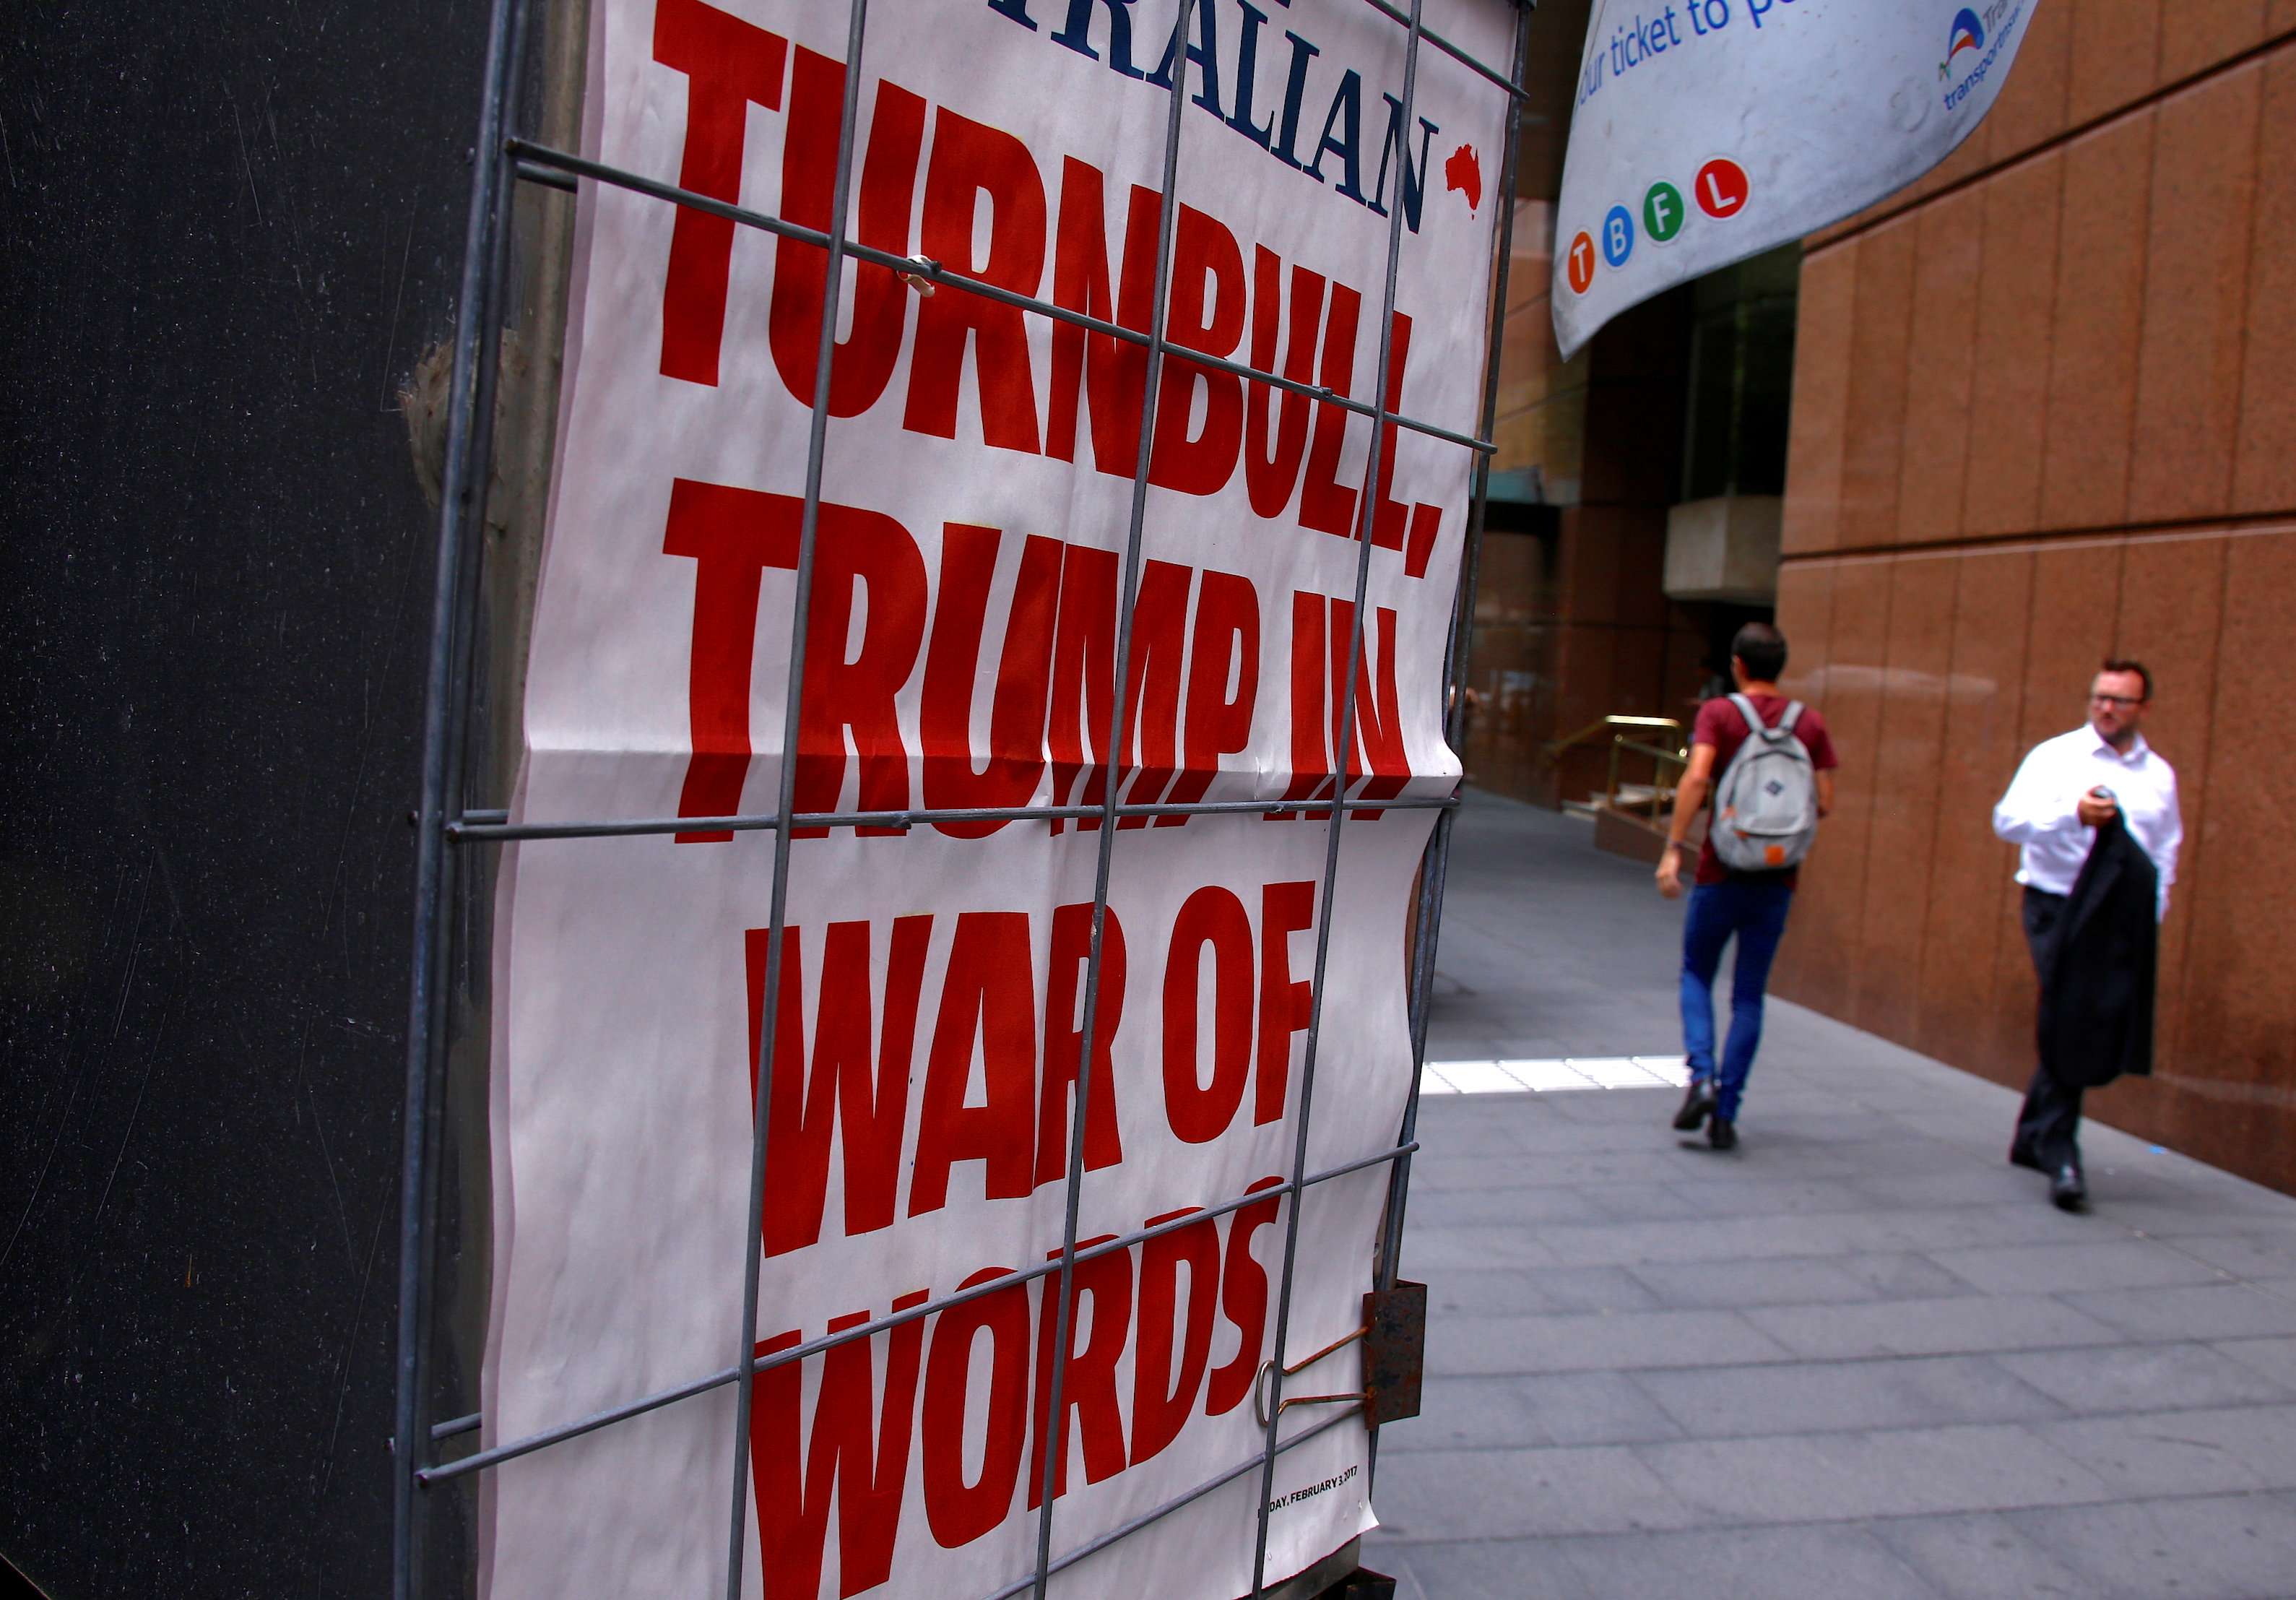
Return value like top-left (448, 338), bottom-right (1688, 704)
top-left (1601, 204), bottom-right (1635, 268)
top-left (1643, 181), bottom-right (1685, 244)
top-left (1567, 230), bottom-right (1597, 295)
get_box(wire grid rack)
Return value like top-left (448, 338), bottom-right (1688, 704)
top-left (392, 0), bottom-right (1535, 1595)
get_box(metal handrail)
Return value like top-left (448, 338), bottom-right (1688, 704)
top-left (1541, 714), bottom-right (1684, 758)
top-left (1611, 738), bottom-right (1691, 826)
top-left (1541, 714), bottom-right (1692, 826)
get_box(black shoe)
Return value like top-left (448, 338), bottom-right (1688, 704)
top-left (1673, 1078), bottom-right (1716, 1131)
top-left (2050, 1163), bottom-right (2087, 1211)
top-left (2009, 1141), bottom-right (2043, 1172)
top-left (1707, 1117), bottom-right (1737, 1151)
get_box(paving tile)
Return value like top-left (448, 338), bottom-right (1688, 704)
top-left (1870, 1510), bottom-right (2096, 1600)
top-left (2032, 1410), bottom-right (2272, 1496)
top-left (2215, 1336), bottom-right (2296, 1390)
top-left (1405, 1149), bottom-right (1690, 1193)
top-left (1400, 1224), bottom-right (1561, 1271)
top-left (1993, 1341), bottom-right (2295, 1413)
top-left (1878, 1114), bottom-right (2027, 1156)
top-left (1923, 1238), bottom-right (2232, 1294)
top-left (1503, 1113), bottom-right (1684, 1155)
top-left (1362, 1536), bottom-right (1593, 1600)
top-left (1826, 1205), bottom-right (2107, 1255)
top-left (1403, 1183), bottom-right (1627, 1229)
top-left (1554, 1523), bottom-right (1939, 1600)
top-left (2058, 1283), bottom-right (2296, 1341)
top-left (1365, 1544), bottom-right (1431, 1600)
top-left (1436, 1060), bottom-right (1548, 1096)
top-left (1427, 1307), bottom-right (1791, 1376)
top-left (1562, 1058), bottom-right (1676, 1089)
top-left (1637, 1423), bottom-right (2115, 1523)
top-left (1368, 1444), bottom-right (1697, 1539)
top-left (1413, 1111), bottom-right (1554, 1157)
top-left (1632, 1354), bottom-right (2063, 1440)
top-left (1494, 1058), bottom-right (1607, 1091)
top-left (1508, 1370), bottom-right (1691, 1448)
top-left (1366, 1544), bottom-right (1433, 1600)
top-left (1710, 1107), bottom-right (1918, 1148)
top-left (2009, 1491), bottom-right (2296, 1600)
top-left (1557, 1178), bottom-right (1765, 1225)
top-left (2091, 1193), bottom-right (2296, 1232)
top-left (1379, 1375), bottom-right (1568, 1455)
top-left (2080, 1404), bottom-right (2296, 1488)
top-left (1419, 1265), bottom-right (1663, 1318)
top-left (1626, 1253), bottom-right (1972, 1311)
top-left (2154, 1232), bottom-right (2296, 1280)
top-left (1537, 1089), bottom-right (1698, 1125)
top-left (1382, 1370), bottom-right (1690, 1452)
top-left (1741, 1295), bottom-right (2125, 1360)
top-left (1530, 1204), bottom-right (2082, 1271)
top-left (1657, 1175), bottom-right (1879, 1220)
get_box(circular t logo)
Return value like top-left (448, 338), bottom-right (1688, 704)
top-left (1601, 204), bottom-right (1635, 268)
top-left (1643, 181), bottom-right (1685, 244)
top-left (1695, 157), bottom-right (1750, 219)
top-left (1567, 230), bottom-right (1597, 295)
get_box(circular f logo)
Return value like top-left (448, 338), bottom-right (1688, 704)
top-left (1643, 181), bottom-right (1685, 244)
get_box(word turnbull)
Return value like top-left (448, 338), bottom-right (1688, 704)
top-left (653, 0), bottom-right (1455, 571)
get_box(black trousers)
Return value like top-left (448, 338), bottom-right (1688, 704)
top-left (2011, 887), bottom-right (2083, 1172)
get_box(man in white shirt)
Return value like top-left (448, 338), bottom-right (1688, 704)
top-left (1991, 660), bottom-right (2183, 1209)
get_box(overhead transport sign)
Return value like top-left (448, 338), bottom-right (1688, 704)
top-left (475, 1), bottom-right (1519, 1597)
top-left (1552, 0), bottom-right (2038, 358)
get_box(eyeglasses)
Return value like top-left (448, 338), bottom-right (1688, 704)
top-left (2090, 693), bottom-right (2144, 709)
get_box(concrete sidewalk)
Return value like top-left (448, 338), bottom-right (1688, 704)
top-left (1362, 792), bottom-right (2296, 1600)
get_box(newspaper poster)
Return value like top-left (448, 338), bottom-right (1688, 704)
top-left (483, 1), bottom-right (1516, 1593)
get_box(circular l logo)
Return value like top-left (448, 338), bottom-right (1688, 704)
top-left (1695, 157), bottom-right (1749, 219)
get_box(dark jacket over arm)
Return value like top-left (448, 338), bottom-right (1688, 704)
top-left (2037, 814), bottom-right (2159, 1089)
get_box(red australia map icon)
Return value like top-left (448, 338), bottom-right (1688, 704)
top-left (1444, 143), bottom-right (1482, 214)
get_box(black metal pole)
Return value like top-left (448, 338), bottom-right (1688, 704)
top-left (391, 0), bottom-right (527, 1593)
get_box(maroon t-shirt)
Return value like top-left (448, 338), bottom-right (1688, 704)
top-left (1691, 693), bottom-right (1840, 888)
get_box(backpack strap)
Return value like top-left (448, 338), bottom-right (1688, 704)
top-left (1726, 693), bottom-right (1766, 740)
top-left (1778, 701), bottom-right (1805, 735)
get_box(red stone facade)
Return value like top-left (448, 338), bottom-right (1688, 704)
top-left (1770, 5), bottom-right (2296, 1192)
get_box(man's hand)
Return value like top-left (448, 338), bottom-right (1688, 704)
top-left (2076, 788), bottom-right (2118, 829)
top-left (1656, 844), bottom-right (1686, 899)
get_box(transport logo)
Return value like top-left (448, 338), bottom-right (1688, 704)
top-left (1601, 204), bottom-right (1636, 268)
top-left (1567, 230), bottom-right (1598, 295)
top-left (1642, 180), bottom-right (1685, 245)
top-left (1944, 7), bottom-right (1985, 73)
top-left (1938, 0), bottom-right (2019, 110)
top-left (1693, 157), bottom-right (1749, 220)
top-left (1564, 159), bottom-right (1753, 295)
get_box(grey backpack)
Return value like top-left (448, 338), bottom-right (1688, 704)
top-left (1709, 693), bottom-right (1819, 873)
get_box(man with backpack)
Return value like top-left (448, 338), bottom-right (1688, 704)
top-left (1655, 623), bottom-right (1838, 1149)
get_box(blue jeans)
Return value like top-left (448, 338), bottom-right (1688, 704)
top-left (1679, 877), bottom-right (1795, 1123)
